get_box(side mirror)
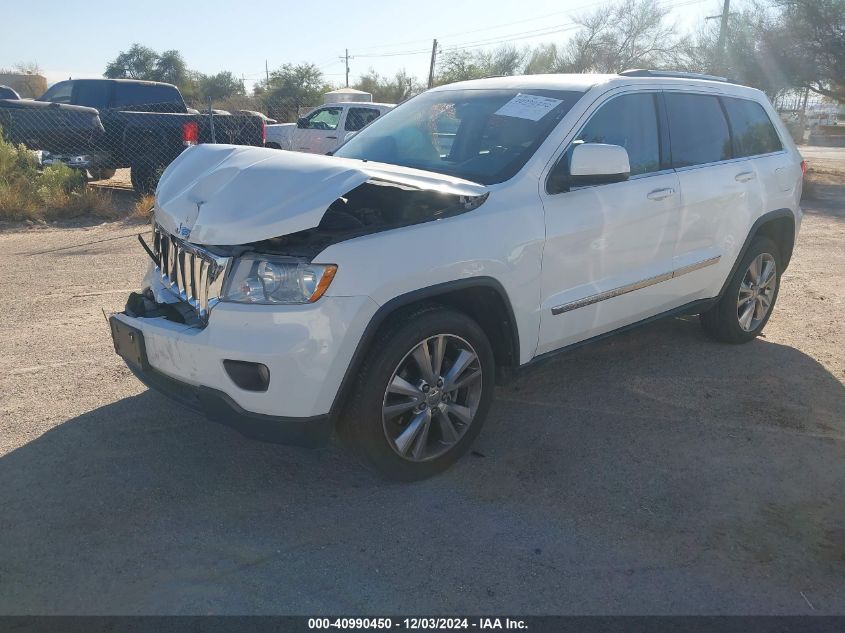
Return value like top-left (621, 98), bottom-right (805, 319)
top-left (296, 117), bottom-right (307, 129)
top-left (569, 143), bottom-right (630, 185)
top-left (549, 143), bottom-right (631, 193)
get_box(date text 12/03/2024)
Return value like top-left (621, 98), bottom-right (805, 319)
top-left (307, 618), bottom-right (528, 629)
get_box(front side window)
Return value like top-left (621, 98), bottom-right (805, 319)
top-left (722, 97), bottom-right (782, 157)
top-left (334, 88), bottom-right (584, 185)
top-left (573, 92), bottom-right (661, 176)
top-left (39, 81), bottom-right (73, 104)
top-left (345, 107), bottom-right (381, 131)
top-left (665, 93), bottom-right (732, 167)
top-left (305, 107), bottom-right (342, 130)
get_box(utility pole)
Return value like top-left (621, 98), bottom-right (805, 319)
top-left (716, 0), bottom-right (730, 70)
top-left (339, 49), bottom-right (352, 87)
top-left (706, 0), bottom-right (731, 74)
top-left (427, 39), bottom-right (438, 89)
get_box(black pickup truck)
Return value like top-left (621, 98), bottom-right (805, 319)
top-left (0, 79), bottom-right (266, 193)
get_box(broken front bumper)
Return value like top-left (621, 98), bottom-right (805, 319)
top-left (110, 293), bottom-right (380, 445)
top-left (122, 354), bottom-right (333, 447)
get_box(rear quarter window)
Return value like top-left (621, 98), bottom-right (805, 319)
top-left (722, 97), bottom-right (783, 157)
top-left (665, 92), bottom-right (732, 168)
top-left (73, 81), bottom-right (112, 109)
top-left (111, 83), bottom-right (184, 112)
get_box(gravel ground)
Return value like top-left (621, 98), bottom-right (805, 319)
top-left (0, 150), bottom-right (843, 615)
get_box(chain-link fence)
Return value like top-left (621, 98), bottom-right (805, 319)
top-left (0, 79), bottom-right (394, 219)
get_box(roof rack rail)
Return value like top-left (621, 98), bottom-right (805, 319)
top-left (619, 69), bottom-right (728, 82)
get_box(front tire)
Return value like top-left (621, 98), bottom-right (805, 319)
top-left (338, 305), bottom-right (495, 481)
top-left (131, 161), bottom-right (163, 195)
top-left (700, 236), bottom-right (782, 344)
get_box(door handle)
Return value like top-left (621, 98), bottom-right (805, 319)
top-left (326, 136), bottom-right (337, 139)
top-left (647, 187), bottom-right (675, 201)
top-left (735, 171), bottom-right (756, 182)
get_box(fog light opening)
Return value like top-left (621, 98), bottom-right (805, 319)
top-left (223, 360), bottom-right (270, 392)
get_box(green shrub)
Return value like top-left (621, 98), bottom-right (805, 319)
top-left (0, 133), bottom-right (115, 221)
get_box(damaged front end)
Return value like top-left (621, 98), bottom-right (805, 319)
top-left (127, 224), bottom-right (231, 327)
top-left (130, 144), bottom-right (489, 325)
top-left (246, 178), bottom-right (488, 259)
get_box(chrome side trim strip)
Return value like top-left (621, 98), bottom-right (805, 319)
top-left (551, 255), bottom-right (721, 316)
top-left (672, 255), bottom-right (722, 277)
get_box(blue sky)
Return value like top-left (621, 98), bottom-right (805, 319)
top-left (3, 0), bottom-right (721, 90)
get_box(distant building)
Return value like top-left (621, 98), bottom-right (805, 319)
top-left (0, 72), bottom-right (47, 98)
top-left (323, 88), bottom-right (372, 104)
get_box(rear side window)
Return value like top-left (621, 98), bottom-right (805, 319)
top-left (111, 83), bottom-right (183, 112)
top-left (574, 92), bottom-right (661, 176)
top-left (665, 93), bottom-right (731, 167)
top-left (74, 81), bottom-right (112, 109)
top-left (345, 107), bottom-right (381, 131)
top-left (722, 97), bottom-right (782, 157)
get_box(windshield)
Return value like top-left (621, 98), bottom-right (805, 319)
top-left (334, 88), bottom-right (584, 185)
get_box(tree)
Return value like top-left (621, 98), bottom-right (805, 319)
top-left (766, 0), bottom-right (845, 100)
top-left (104, 44), bottom-right (249, 106)
top-left (674, 5), bottom-right (794, 100)
top-left (435, 46), bottom-right (527, 85)
top-left (104, 44), bottom-right (159, 80)
top-left (198, 71), bottom-right (246, 102)
top-left (153, 49), bottom-right (189, 86)
top-left (354, 69), bottom-right (423, 103)
top-left (525, 44), bottom-right (560, 75)
top-left (255, 63), bottom-right (330, 121)
top-left (557, 0), bottom-right (681, 72)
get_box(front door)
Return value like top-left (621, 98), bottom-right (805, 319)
top-left (293, 106), bottom-right (343, 154)
top-left (537, 91), bottom-right (681, 355)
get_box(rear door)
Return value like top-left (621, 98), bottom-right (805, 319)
top-left (537, 90), bottom-right (681, 354)
top-left (721, 95), bottom-right (798, 226)
top-left (664, 91), bottom-right (764, 301)
top-left (341, 106), bottom-right (383, 147)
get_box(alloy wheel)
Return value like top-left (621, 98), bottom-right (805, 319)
top-left (737, 253), bottom-right (777, 332)
top-left (382, 334), bottom-right (483, 462)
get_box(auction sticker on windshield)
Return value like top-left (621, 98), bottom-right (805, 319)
top-left (494, 93), bottom-right (563, 121)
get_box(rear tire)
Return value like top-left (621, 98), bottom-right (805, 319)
top-left (338, 305), bottom-right (495, 481)
top-left (700, 236), bottom-right (782, 344)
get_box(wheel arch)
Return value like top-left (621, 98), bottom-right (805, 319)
top-left (754, 211), bottom-right (796, 270)
top-left (718, 208), bottom-right (796, 299)
top-left (330, 277), bottom-right (520, 417)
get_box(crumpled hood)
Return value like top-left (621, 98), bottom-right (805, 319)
top-left (154, 144), bottom-right (488, 245)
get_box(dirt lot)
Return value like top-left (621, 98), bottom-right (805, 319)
top-left (0, 149), bottom-right (843, 614)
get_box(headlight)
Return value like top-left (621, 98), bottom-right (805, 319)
top-left (222, 256), bottom-right (337, 305)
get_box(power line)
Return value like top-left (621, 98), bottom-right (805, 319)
top-left (348, 0), bottom-right (708, 61)
top-left (346, 0), bottom-right (706, 56)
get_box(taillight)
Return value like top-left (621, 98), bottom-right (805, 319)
top-left (800, 159), bottom-right (808, 176)
top-left (182, 121), bottom-right (199, 146)
top-left (261, 121), bottom-right (267, 145)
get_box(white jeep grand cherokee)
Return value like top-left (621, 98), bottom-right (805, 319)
top-left (110, 71), bottom-right (804, 480)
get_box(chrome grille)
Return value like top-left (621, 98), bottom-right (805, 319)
top-left (153, 224), bottom-right (230, 323)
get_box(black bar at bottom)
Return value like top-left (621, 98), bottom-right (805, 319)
top-left (2, 616), bottom-right (844, 633)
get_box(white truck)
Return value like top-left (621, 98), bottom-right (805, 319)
top-left (265, 102), bottom-right (394, 155)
